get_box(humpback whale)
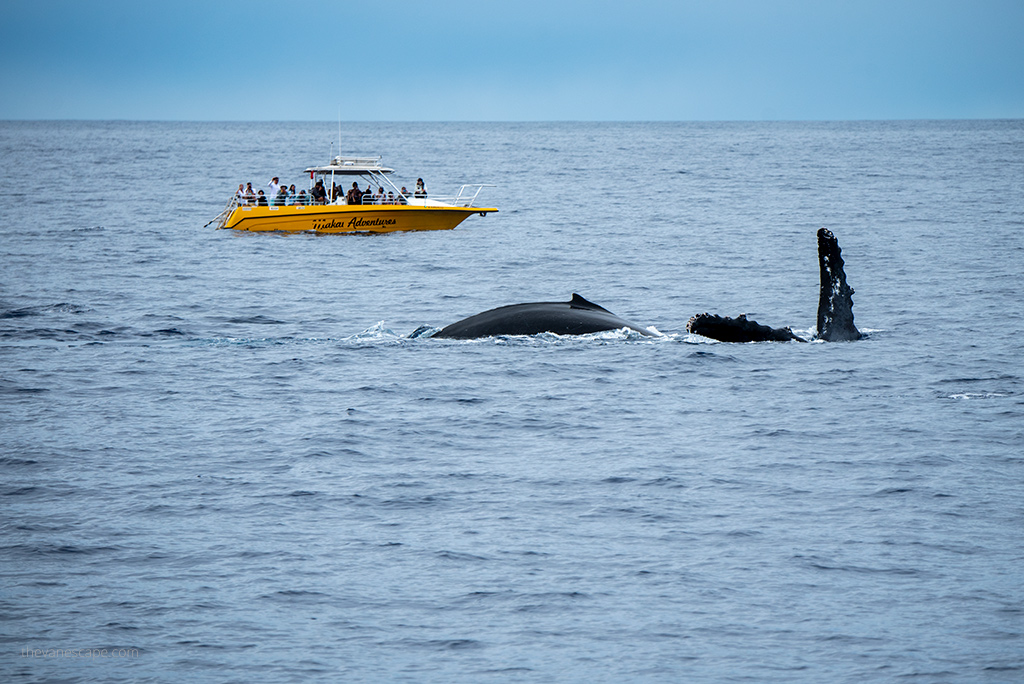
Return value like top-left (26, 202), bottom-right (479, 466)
top-left (687, 228), bottom-right (861, 342)
top-left (432, 293), bottom-right (654, 339)
top-left (426, 229), bottom-right (859, 342)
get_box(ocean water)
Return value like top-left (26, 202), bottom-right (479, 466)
top-left (1, 120), bottom-right (1022, 683)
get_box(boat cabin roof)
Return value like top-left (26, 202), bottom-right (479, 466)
top-left (304, 156), bottom-right (394, 175)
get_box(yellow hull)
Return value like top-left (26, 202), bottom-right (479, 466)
top-left (223, 204), bottom-right (496, 233)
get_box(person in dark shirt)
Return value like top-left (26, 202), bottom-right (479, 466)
top-left (346, 182), bottom-right (362, 205)
top-left (310, 181), bottom-right (327, 204)
top-left (273, 186), bottom-right (288, 206)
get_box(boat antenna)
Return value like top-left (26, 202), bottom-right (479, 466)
top-left (337, 108), bottom-right (342, 159)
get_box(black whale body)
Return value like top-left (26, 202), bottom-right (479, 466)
top-left (428, 229), bottom-right (860, 342)
top-left (687, 228), bottom-right (861, 342)
top-left (432, 294), bottom-right (653, 339)
top-left (684, 313), bottom-right (805, 343)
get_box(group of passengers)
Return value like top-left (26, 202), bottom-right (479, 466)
top-left (235, 176), bottom-right (427, 207)
top-left (235, 178), bottom-right (311, 207)
top-left (342, 182), bottom-right (415, 206)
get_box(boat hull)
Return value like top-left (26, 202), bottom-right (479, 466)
top-left (222, 204), bottom-right (495, 233)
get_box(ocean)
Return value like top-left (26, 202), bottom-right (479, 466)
top-left (1, 120), bottom-right (1022, 682)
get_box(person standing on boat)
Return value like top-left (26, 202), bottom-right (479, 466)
top-left (267, 176), bottom-right (281, 197)
top-left (414, 178), bottom-right (427, 198)
top-left (243, 183), bottom-right (256, 205)
top-left (235, 184), bottom-right (246, 204)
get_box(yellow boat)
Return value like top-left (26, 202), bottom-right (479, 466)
top-left (210, 156), bottom-right (496, 233)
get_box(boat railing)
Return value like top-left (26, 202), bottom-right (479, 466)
top-left (206, 195), bottom-right (240, 230)
top-left (359, 195), bottom-right (408, 205)
top-left (329, 155), bottom-right (386, 168)
top-left (426, 184), bottom-right (495, 207)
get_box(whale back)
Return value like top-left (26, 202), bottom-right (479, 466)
top-left (433, 293), bottom-right (651, 339)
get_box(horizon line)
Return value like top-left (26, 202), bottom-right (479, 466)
top-left (2, 117), bottom-right (1022, 124)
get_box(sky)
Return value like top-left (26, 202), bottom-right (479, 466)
top-left (1, 0), bottom-right (1022, 121)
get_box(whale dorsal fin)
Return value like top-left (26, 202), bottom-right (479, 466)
top-left (569, 293), bottom-right (612, 313)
